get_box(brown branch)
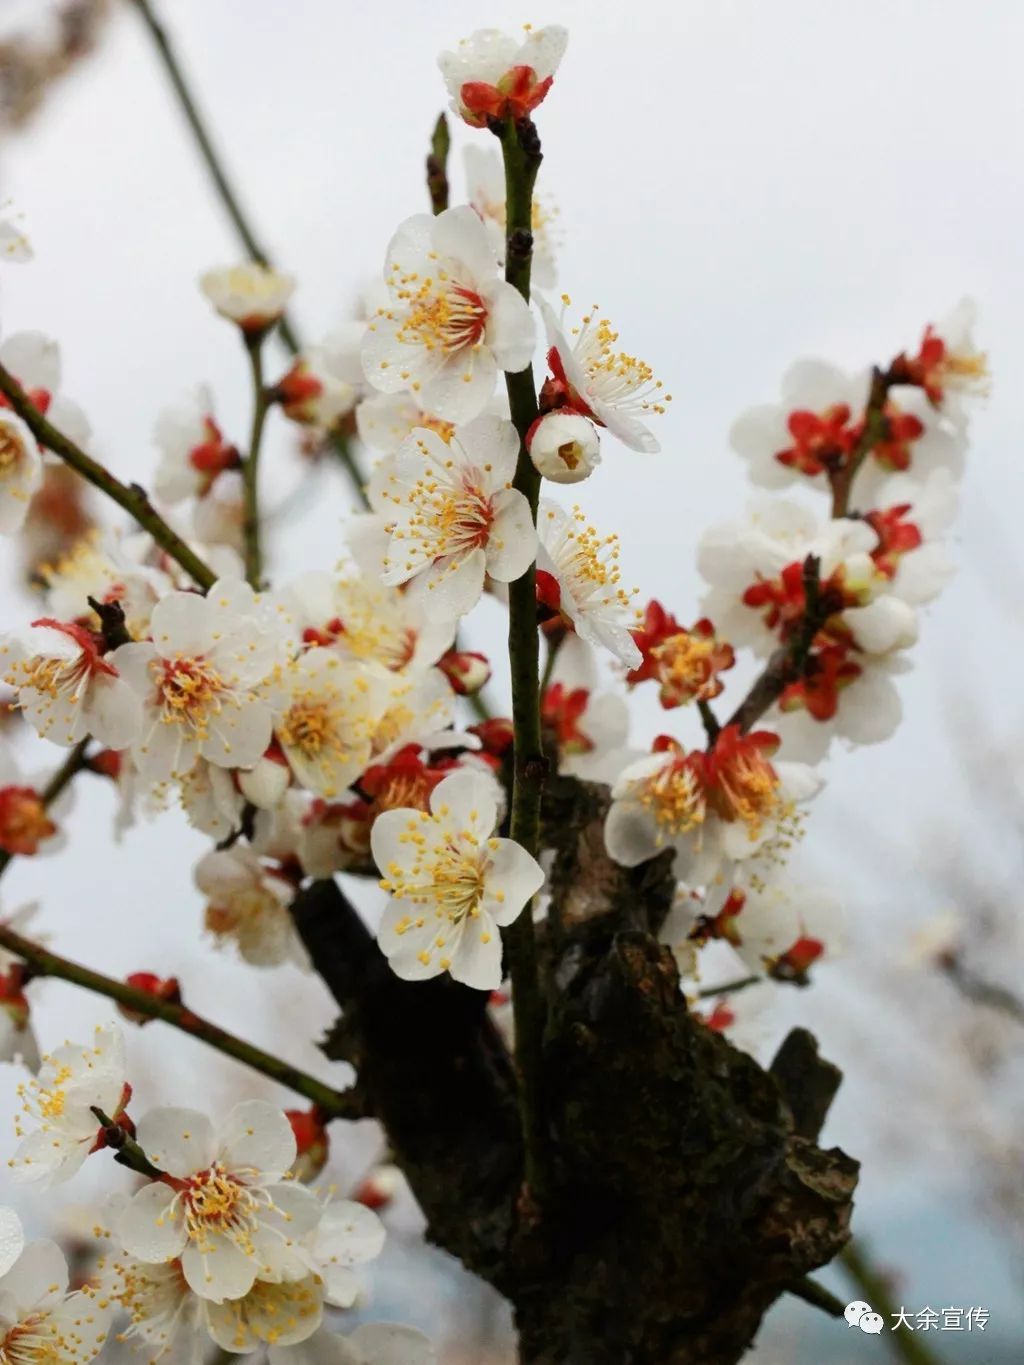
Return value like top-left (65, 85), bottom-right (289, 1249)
top-left (724, 553), bottom-right (824, 734)
top-left (944, 958), bottom-right (1024, 1026)
top-left (0, 920), bottom-right (365, 1120)
top-left (0, 362), bottom-right (216, 590)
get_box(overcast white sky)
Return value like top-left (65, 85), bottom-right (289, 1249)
top-left (1, 1), bottom-right (1023, 1355)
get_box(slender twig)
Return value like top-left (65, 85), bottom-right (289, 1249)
top-left (724, 554), bottom-right (824, 735)
top-left (840, 1241), bottom-right (944, 1365)
top-left (697, 698), bottom-right (720, 744)
top-left (539, 630), bottom-right (563, 700)
top-left (944, 958), bottom-right (1024, 1026)
top-left (695, 974), bottom-right (761, 1000)
top-left (496, 115), bottom-right (548, 1203)
top-left (0, 739), bottom-right (91, 882)
top-left (242, 337), bottom-right (270, 588)
top-left (426, 112), bottom-right (451, 215)
top-left (787, 1276), bottom-right (844, 1317)
top-left (0, 363), bottom-right (216, 591)
top-left (91, 1106), bottom-right (164, 1179)
top-left (128, 0), bottom-right (366, 496)
top-left (0, 922), bottom-right (365, 1119)
top-left (829, 365), bottom-right (895, 517)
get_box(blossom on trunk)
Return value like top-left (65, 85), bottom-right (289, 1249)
top-left (154, 388), bottom-right (240, 504)
top-left (538, 297), bottom-right (669, 453)
top-left (376, 417), bottom-right (536, 619)
top-left (200, 264), bottom-right (296, 336)
top-left (2, 618), bottom-right (142, 749)
top-left (195, 845), bottom-right (308, 970)
top-left (362, 207), bottom-right (535, 424)
top-left (10, 1024), bottom-right (130, 1186)
top-left (536, 499), bottom-right (641, 667)
top-left (371, 770), bottom-right (544, 989)
top-left (0, 409), bottom-right (43, 536)
top-left (0, 1230), bottom-right (112, 1363)
top-left (117, 1100), bottom-right (321, 1303)
top-left (605, 727), bottom-right (823, 884)
top-left (438, 24), bottom-right (567, 127)
top-left (676, 869), bottom-right (845, 983)
top-left (112, 580), bottom-right (285, 782)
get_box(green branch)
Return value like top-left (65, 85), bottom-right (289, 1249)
top-left (496, 115), bottom-right (548, 1204)
top-left (242, 337), bottom-right (270, 587)
top-left (0, 363), bottom-right (216, 590)
top-left (2, 921), bottom-right (365, 1120)
top-left (840, 1241), bottom-right (944, 1365)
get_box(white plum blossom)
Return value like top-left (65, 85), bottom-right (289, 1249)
top-left (538, 297), bottom-right (669, 453)
top-left (179, 757), bottom-right (247, 840)
top-left (529, 411), bottom-right (601, 484)
top-left (275, 568), bottom-right (455, 675)
top-left (665, 867), bottom-right (846, 981)
top-left (376, 416), bottom-right (537, 619)
top-left (118, 1100), bottom-right (321, 1304)
top-left (278, 346), bottom-right (359, 430)
top-left (113, 579), bottom-right (286, 783)
top-left (270, 1322), bottom-right (436, 1365)
top-left (729, 360), bottom-right (869, 489)
top-left (698, 498), bottom-right (881, 656)
top-left (10, 1024), bottom-right (128, 1187)
top-left (604, 728), bottom-right (823, 885)
top-left (370, 668), bottom-right (466, 765)
top-left (537, 499), bottom-right (641, 668)
top-left (0, 331), bottom-right (92, 450)
top-left (1, 618), bottom-right (142, 749)
top-left (0, 208), bottom-right (32, 263)
top-left (0, 1227), bottom-right (112, 1363)
top-left (154, 388), bottom-right (239, 504)
top-left (200, 264), bottom-right (296, 334)
top-left (274, 648), bottom-right (392, 799)
top-left (355, 392), bottom-right (455, 455)
top-left (0, 742), bottom-right (66, 860)
top-left (362, 207), bottom-right (535, 424)
top-left (464, 143), bottom-right (559, 289)
top-left (910, 297), bottom-right (988, 430)
top-left (195, 845), bottom-right (309, 969)
top-left (438, 24), bottom-right (567, 127)
top-left (0, 409), bottom-right (42, 535)
top-left (40, 529), bottom-right (171, 640)
top-left (371, 770), bottom-right (544, 989)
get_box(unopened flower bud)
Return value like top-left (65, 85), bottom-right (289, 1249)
top-left (528, 412), bottom-right (601, 484)
top-left (276, 353), bottom-right (357, 430)
top-left (437, 649), bottom-right (491, 696)
top-left (119, 973), bottom-right (182, 1026)
top-left (238, 751), bottom-right (291, 809)
top-left (468, 717), bottom-right (514, 758)
top-left (353, 1162), bottom-right (403, 1211)
top-left (199, 263), bottom-right (296, 338)
top-left (286, 1107), bottom-right (330, 1182)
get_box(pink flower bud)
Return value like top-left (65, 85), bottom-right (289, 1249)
top-left (437, 649), bottom-right (491, 696)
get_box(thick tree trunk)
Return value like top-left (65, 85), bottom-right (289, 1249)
top-left (293, 776), bottom-right (857, 1365)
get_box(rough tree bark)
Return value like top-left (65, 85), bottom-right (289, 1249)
top-left (292, 775), bottom-right (858, 1365)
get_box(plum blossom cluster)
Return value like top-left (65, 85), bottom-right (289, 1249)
top-left (1, 1020), bottom-right (432, 1362)
top-left (0, 12), bottom-right (981, 1354)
